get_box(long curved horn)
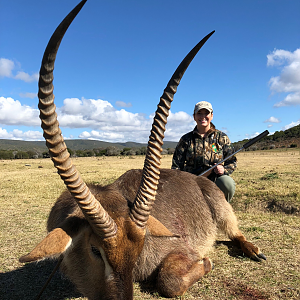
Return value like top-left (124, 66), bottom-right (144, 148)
top-left (130, 31), bottom-right (215, 227)
top-left (38, 0), bottom-right (117, 239)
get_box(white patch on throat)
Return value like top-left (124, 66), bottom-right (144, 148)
top-left (99, 247), bottom-right (114, 280)
top-left (64, 238), bottom-right (72, 252)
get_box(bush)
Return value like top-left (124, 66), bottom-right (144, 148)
top-left (139, 147), bottom-right (147, 155)
top-left (248, 145), bottom-right (258, 151)
top-left (67, 148), bottom-right (74, 156)
top-left (15, 151), bottom-right (29, 159)
top-left (106, 146), bottom-right (121, 156)
top-left (167, 148), bottom-right (175, 155)
top-left (26, 150), bottom-right (38, 158)
top-left (290, 143), bottom-right (297, 148)
top-left (42, 151), bottom-right (50, 158)
top-left (121, 147), bottom-right (132, 155)
top-left (0, 150), bottom-right (14, 159)
top-left (94, 148), bottom-right (106, 156)
top-left (84, 150), bottom-right (95, 157)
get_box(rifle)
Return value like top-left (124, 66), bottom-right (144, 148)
top-left (199, 130), bottom-right (269, 177)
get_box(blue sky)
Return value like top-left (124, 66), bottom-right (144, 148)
top-left (1, 0), bottom-right (299, 144)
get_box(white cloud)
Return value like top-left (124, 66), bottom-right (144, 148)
top-left (267, 49), bottom-right (295, 67)
top-left (164, 111), bottom-right (194, 141)
top-left (115, 101), bottom-right (132, 108)
top-left (281, 120), bottom-right (300, 131)
top-left (245, 132), bottom-right (261, 139)
top-left (14, 71), bottom-right (39, 83)
top-left (58, 98), bottom-right (150, 130)
top-left (0, 127), bottom-right (10, 139)
top-left (0, 58), bottom-right (38, 82)
top-left (167, 111), bottom-right (193, 123)
top-left (65, 107), bottom-right (194, 143)
top-left (273, 91), bottom-right (300, 107)
top-left (19, 92), bottom-right (37, 99)
top-left (0, 127), bottom-right (42, 140)
top-left (79, 130), bottom-right (126, 142)
top-left (78, 131), bottom-right (91, 139)
top-left (0, 96), bottom-right (195, 142)
top-left (0, 58), bottom-right (14, 77)
top-left (267, 49), bottom-right (300, 107)
top-left (0, 97), bottom-right (40, 126)
top-left (264, 116), bottom-right (281, 123)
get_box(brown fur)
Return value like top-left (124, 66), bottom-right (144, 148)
top-left (20, 168), bottom-right (265, 299)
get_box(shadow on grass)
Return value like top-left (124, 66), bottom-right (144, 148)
top-left (138, 280), bottom-right (159, 298)
top-left (215, 240), bottom-right (246, 259)
top-left (0, 259), bottom-right (82, 300)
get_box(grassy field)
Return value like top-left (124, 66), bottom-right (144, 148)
top-left (0, 150), bottom-right (299, 299)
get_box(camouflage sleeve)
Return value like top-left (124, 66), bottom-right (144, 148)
top-left (220, 133), bottom-right (237, 175)
top-left (171, 137), bottom-right (188, 170)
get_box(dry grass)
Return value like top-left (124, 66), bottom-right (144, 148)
top-left (0, 150), bottom-right (299, 299)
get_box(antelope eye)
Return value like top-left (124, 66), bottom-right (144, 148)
top-left (91, 245), bottom-right (102, 259)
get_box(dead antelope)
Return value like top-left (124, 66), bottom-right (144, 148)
top-left (19, 0), bottom-right (266, 299)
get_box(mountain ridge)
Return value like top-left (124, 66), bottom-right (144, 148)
top-left (0, 139), bottom-right (178, 153)
top-left (0, 124), bottom-right (299, 154)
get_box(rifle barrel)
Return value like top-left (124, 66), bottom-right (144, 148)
top-left (199, 130), bottom-right (269, 177)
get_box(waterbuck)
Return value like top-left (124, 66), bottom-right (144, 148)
top-left (19, 0), bottom-right (266, 299)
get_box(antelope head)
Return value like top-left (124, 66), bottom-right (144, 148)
top-left (19, 0), bottom-right (214, 299)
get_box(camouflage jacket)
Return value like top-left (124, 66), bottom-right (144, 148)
top-left (171, 124), bottom-right (237, 181)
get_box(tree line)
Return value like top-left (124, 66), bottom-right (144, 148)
top-left (0, 146), bottom-right (176, 160)
top-left (1, 125), bottom-right (298, 160)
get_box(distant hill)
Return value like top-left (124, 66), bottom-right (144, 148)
top-left (0, 138), bottom-right (178, 154)
top-left (1, 124), bottom-right (298, 155)
top-left (232, 124), bottom-right (300, 150)
top-left (0, 140), bottom-right (47, 153)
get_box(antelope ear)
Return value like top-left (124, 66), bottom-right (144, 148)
top-left (147, 216), bottom-right (180, 238)
top-left (19, 228), bottom-right (72, 263)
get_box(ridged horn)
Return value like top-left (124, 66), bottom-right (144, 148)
top-left (130, 31), bottom-right (215, 227)
top-left (38, 0), bottom-right (117, 239)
